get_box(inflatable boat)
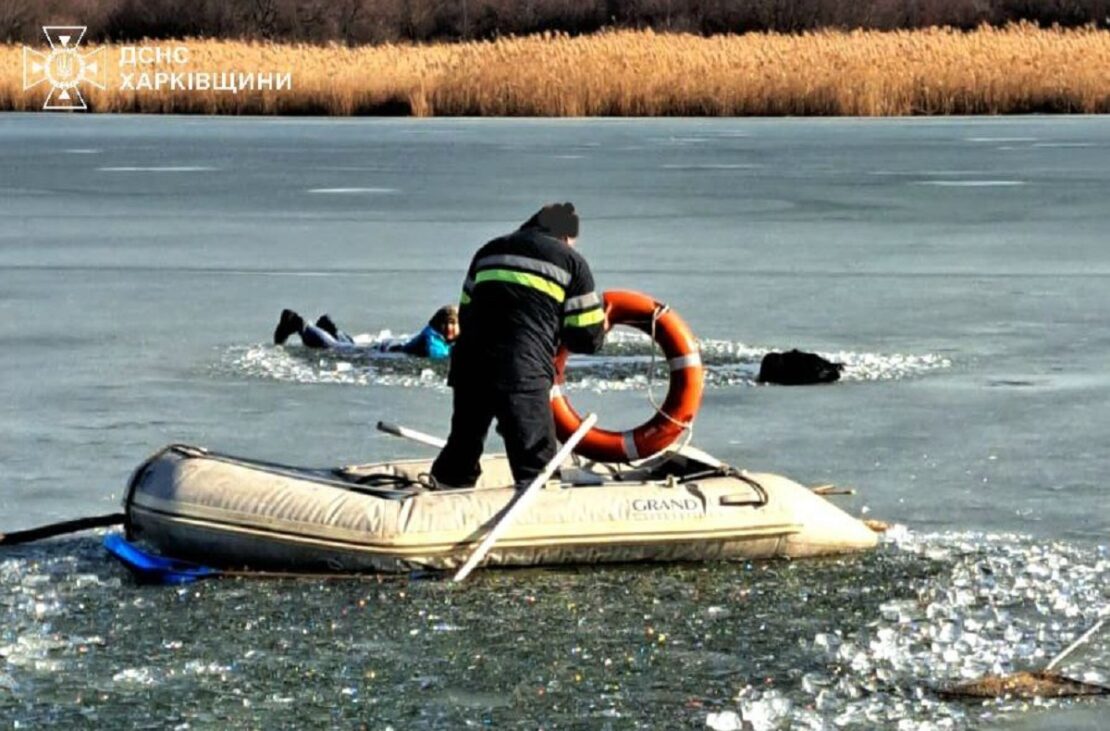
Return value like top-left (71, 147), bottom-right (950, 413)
top-left (122, 443), bottom-right (878, 574)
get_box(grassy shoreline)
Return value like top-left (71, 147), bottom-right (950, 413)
top-left (5, 24), bottom-right (1110, 116)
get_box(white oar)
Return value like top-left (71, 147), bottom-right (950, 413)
top-left (1045, 617), bottom-right (1107, 672)
top-left (376, 421), bottom-right (447, 449)
top-left (453, 412), bottom-right (597, 583)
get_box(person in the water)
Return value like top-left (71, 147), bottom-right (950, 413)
top-left (272, 305), bottom-right (459, 360)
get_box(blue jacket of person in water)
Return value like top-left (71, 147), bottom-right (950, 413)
top-left (399, 325), bottom-right (453, 360)
top-left (387, 304), bottom-right (458, 359)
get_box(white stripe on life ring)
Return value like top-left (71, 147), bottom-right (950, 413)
top-left (668, 352), bottom-right (702, 371)
top-left (550, 384), bottom-right (563, 400)
top-left (622, 431), bottom-right (640, 460)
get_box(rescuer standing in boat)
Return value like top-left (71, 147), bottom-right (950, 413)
top-left (431, 203), bottom-right (607, 488)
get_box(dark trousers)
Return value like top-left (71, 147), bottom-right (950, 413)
top-left (430, 384), bottom-right (556, 487)
top-left (300, 323), bottom-right (354, 349)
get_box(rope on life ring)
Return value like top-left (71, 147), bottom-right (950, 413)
top-left (551, 290), bottom-right (704, 463)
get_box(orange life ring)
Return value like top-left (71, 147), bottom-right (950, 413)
top-left (552, 290), bottom-right (704, 462)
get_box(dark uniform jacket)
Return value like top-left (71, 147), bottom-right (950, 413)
top-left (449, 227), bottom-right (605, 391)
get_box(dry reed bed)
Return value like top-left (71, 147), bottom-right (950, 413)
top-left (2, 24), bottom-right (1109, 115)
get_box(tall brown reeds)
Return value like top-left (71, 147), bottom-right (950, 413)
top-left (3, 24), bottom-right (1109, 116)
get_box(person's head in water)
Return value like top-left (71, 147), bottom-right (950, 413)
top-left (430, 304), bottom-right (460, 342)
top-left (521, 202), bottom-right (579, 246)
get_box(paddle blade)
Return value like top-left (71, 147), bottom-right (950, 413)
top-left (103, 534), bottom-right (218, 585)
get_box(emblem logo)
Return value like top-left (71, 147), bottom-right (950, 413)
top-left (23, 26), bottom-right (107, 110)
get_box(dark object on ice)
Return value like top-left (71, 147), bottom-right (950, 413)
top-left (1, 513), bottom-right (124, 546)
top-left (273, 308), bottom-right (305, 345)
top-left (757, 349), bottom-right (843, 386)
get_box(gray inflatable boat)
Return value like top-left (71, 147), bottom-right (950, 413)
top-left (123, 443), bottom-right (879, 573)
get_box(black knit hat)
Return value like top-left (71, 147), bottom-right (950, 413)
top-left (521, 202), bottom-right (579, 239)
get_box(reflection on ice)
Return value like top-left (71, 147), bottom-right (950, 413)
top-left (306, 187), bottom-right (399, 194)
top-left (97, 166), bottom-right (217, 172)
top-left (661, 163), bottom-right (762, 170)
top-left (964, 138), bottom-right (1038, 144)
top-left (913, 181), bottom-right (1026, 187)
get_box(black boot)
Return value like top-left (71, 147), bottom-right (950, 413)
top-left (273, 309), bottom-right (305, 345)
top-left (315, 314), bottom-right (340, 339)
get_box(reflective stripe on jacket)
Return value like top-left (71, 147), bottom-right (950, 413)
top-left (450, 227), bottom-right (604, 390)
